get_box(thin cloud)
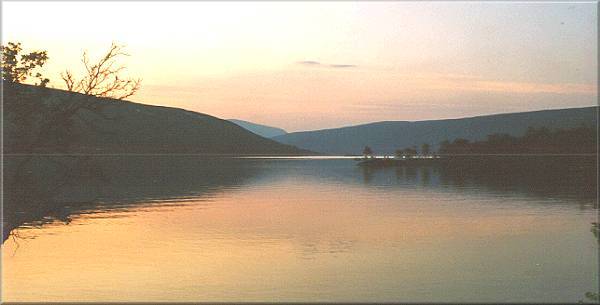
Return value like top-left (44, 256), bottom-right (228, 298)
top-left (297, 60), bottom-right (321, 66)
top-left (328, 64), bottom-right (357, 68)
top-left (297, 60), bottom-right (357, 69)
top-left (393, 72), bottom-right (597, 95)
top-left (432, 78), bottom-right (597, 95)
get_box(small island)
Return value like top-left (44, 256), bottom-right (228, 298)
top-left (356, 144), bottom-right (444, 167)
top-left (356, 125), bottom-right (596, 167)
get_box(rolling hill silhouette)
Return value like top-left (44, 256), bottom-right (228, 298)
top-left (228, 119), bottom-right (287, 138)
top-left (273, 107), bottom-right (598, 155)
top-left (4, 83), bottom-right (307, 155)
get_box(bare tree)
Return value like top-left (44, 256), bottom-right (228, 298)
top-left (61, 42), bottom-right (141, 100)
top-left (5, 42), bottom-right (142, 156)
top-left (4, 43), bottom-right (144, 244)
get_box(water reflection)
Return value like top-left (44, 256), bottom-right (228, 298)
top-left (2, 155), bottom-right (598, 302)
top-left (4, 155), bottom-right (597, 242)
top-left (358, 156), bottom-right (597, 206)
top-left (3, 156), bottom-right (264, 242)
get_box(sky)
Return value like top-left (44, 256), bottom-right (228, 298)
top-left (2, 1), bottom-right (597, 132)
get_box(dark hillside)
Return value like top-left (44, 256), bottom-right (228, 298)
top-left (3, 83), bottom-right (308, 155)
top-left (273, 107), bottom-right (598, 155)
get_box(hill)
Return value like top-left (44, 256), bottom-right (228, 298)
top-left (228, 119), bottom-right (287, 138)
top-left (3, 83), bottom-right (307, 155)
top-left (273, 107), bottom-right (598, 155)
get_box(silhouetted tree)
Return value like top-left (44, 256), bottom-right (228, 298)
top-left (404, 147), bottom-right (418, 156)
top-left (394, 149), bottom-right (405, 158)
top-left (61, 42), bottom-right (141, 100)
top-left (7, 42), bottom-right (143, 154)
top-left (421, 143), bottom-right (430, 155)
top-left (363, 146), bottom-right (373, 158)
top-left (5, 42), bottom-right (143, 209)
top-left (438, 138), bottom-right (471, 154)
top-left (1, 42), bottom-right (49, 86)
top-left (437, 126), bottom-right (596, 155)
top-left (439, 140), bottom-right (451, 153)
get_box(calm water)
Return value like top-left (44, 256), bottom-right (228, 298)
top-left (2, 156), bottom-right (598, 302)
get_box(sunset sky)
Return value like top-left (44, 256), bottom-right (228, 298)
top-left (2, 1), bottom-right (597, 131)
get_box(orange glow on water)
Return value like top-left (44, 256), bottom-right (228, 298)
top-left (3, 180), bottom-right (597, 302)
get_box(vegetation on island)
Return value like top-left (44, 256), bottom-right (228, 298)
top-left (395, 146), bottom-right (419, 158)
top-left (359, 124), bottom-right (596, 162)
top-left (274, 107), bottom-right (597, 155)
top-left (362, 146), bottom-right (374, 158)
top-left (438, 126), bottom-right (597, 154)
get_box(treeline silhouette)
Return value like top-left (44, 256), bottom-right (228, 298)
top-left (438, 126), bottom-right (597, 154)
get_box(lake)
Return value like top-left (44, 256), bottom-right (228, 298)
top-left (2, 156), bottom-right (598, 302)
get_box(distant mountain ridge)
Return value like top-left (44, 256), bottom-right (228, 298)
top-left (273, 107), bottom-right (598, 155)
top-left (4, 83), bottom-right (307, 155)
top-left (228, 119), bottom-right (287, 138)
